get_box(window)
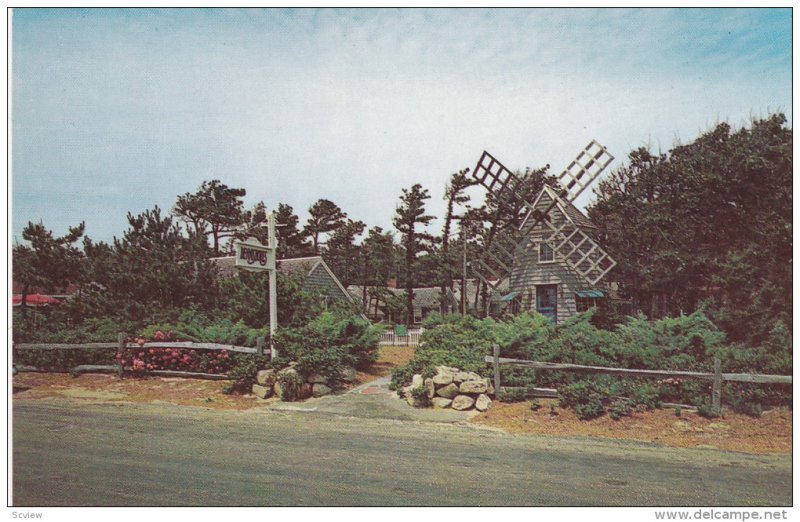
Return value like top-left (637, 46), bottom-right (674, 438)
top-left (539, 241), bottom-right (555, 263)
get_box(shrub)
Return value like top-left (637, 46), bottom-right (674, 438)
top-left (497, 387), bottom-right (528, 403)
top-left (632, 383), bottom-right (661, 410)
top-left (409, 385), bottom-right (430, 406)
top-left (275, 312), bottom-right (382, 381)
top-left (609, 399), bottom-right (632, 420)
top-left (13, 347), bottom-right (117, 370)
top-left (558, 379), bottom-right (610, 420)
top-left (529, 399), bottom-right (541, 411)
top-left (692, 395), bottom-right (720, 419)
top-left (224, 354), bottom-right (273, 394)
top-left (277, 370), bottom-right (304, 401)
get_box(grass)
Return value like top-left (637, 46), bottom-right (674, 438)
top-left (471, 399), bottom-right (792, 455)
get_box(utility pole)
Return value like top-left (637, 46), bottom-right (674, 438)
top-left (461, 228), bottom-right (467, 316)
top-left (267, 211), bottom-right (278, 360)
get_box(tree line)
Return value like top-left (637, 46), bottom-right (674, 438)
top-left (13, 114), bottom-right (791, 350)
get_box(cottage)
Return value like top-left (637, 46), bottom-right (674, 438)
top-left (347, 283), bottom-right (459, 325)
top-left (508, 185), bottom-right (612, 323)
top-left (211, 255), bottom-right (356, 307)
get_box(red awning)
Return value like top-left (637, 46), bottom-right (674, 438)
top-left (12, 294), bottom-right (62, 307)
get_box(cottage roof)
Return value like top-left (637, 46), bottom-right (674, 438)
top-left (523, 185), bottom-right (597, 230)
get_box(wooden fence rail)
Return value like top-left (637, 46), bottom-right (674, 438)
top-left (487, 344), bottom-right (792, 416)
top-left (12, 333), bottom-right (269, 379)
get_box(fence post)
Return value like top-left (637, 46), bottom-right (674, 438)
top-left (256, 336), bottom-right (264, 357)
top-left (712, 357), bottom-right (722, 416)
top-left (117, 333), bottom-right (127, 379)
top-left (493, 343), bottom-right (501, 400)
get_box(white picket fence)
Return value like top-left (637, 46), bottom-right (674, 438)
top-left (379, 328), bottom-right (424, 346)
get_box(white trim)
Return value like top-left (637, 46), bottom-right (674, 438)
top-left (538, 241), bottom-right (556, 264)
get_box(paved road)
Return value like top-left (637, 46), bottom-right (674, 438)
top-left (12, 399), bottom-right (791, 506)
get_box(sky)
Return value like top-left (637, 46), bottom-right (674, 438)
top-left (11, 8), bottom-right (793, 244)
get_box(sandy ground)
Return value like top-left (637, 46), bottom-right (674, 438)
top-left (12, 345), bottom-right (418, 411)
top-left (471, 399), bottom-right (792, 455)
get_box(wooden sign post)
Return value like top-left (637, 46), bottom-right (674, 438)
top-left (234, 212), bottom-right (278, 359)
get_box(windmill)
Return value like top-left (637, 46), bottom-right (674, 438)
top-left (469, 140), bottom-right (617, 294)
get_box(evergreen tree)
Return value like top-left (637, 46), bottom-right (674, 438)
top-left (303, 199), bottom-right (347, 254)
top-left (393, 184), bottom-right (436, 325)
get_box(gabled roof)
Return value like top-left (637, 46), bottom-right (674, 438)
top-left (522, 185), bottom-right (597, 230)
top-left (210, 255), bottom-right (355, 305)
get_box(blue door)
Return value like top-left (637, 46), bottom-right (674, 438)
top-left (536, 285), bottom-right (558, 323)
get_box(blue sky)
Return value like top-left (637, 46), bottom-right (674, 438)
top-left (11, 8), bottom-right (792, 244)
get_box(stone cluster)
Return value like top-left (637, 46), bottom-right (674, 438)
top-left (251, 362), bottom-right (357, 400)
top-left (402, 366), bottom-right (493, 412)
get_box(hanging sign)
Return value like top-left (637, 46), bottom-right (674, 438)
top-left (234, 237), bottom-right (275, 272)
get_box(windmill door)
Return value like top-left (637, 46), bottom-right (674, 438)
top-left (536, 284), bottom-right (558, 323)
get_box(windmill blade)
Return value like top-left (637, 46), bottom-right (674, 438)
top-left (539, 219), bottom-right (617, 286)
top-left (557, 140), bottom-right (614, 203)
top-left (472, 151), bottom-right (533, 211)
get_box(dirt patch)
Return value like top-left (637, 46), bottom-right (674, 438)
top-left (471, 399), bottom-right (792, 454)
top-left (355, 345), bottom-right (415, 384)
top-left (12, 373), bottom-right (271, 410)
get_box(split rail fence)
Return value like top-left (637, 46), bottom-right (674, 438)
top-left (487, 344), bottom-right (792, 416)
top-left (12, 333), bottom-right (270, 380)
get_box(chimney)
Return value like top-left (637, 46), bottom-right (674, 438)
top-left (387, 278), bottom-right (397, 289)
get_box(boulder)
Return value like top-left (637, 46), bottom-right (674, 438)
top-left (436, 383), bottom-right (460, 399)
top-left (435, 365), bottom-right (459, 376)
top-left (451, 395), bottom-right (475, 410)
top-left (432, 373), bottom-right (454, 386)
top-left (278, 366), bottom-right (299, 377)
top-left (459, 380), bottom-right (488, 394)
top-left (454, 371), bottom-right (481, 383)
top-left (431, 397), bottom-right (453, 409)
top-left (484, 378), bottom-right (495, 396)
top-left (411, 374), bottom-right (424, 389)
top-left (475, 394), bottom-right (492, 412)
top-left (312, 384), bottom-right (332, 397)
top-left (406, 393), bottom-right (426, 408)
top-left (337, 366), bottom-right (357, 382)
top-left (299, 383), bottom-right (313, 399)
top-left (273, 380), bottom-right (282, 398)
top-left (424, 378), bottom-right (436, 398)
top-left (252, 383), bottom-right (272, 399)
top-left (306, 373), bottom-right (328, 384)
top-left (256, 369), bottom-right (277, 386)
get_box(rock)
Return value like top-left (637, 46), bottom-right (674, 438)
top-left (475, 394), bottom-right (492, 412)
top-left (273, 380), bottom-right (282, 398)
top-left (436, 383), bottom-right (460, 399)
top-left (288, 361), bottom-right (298, 367)
top-left (312, 383), bottom-right (332, 397)
top-left (424, 378), bottom-right (435, 399)
top-left (451, 395), bottom-right (475, 410)
top-left (432, 373), bottom-right (454, 386)
top-left (306, 373), bottom-right (328, 384)
top-left (435, 365), bottom-right (459, 376)
top-left (337, 366), bottom-right (357, 382)
top-left (278, 366), bottom-right (299, 377)
top-left (406, 393), bottom-right (426, 408)
top-left (299, 383), bottom-right (313, 399)
top-left (484, 378), bottom-right (495, 396)
top-left (252, 383), bottom-right (272, 399)
top-left (256, 369), bottom-right (277, 386)
top-left (454, 371), bottom-right (481, 383)
top-left (459, 380), bottom-right (488, 394)
top-left (411, 374), bottom-right (424, 388)
top-left (431, 397), bottom-right (453, 409)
